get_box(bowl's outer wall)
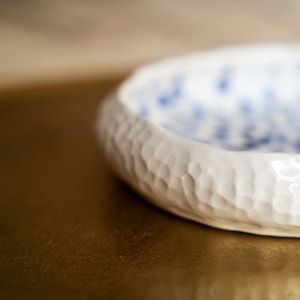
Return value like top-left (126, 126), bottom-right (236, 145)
top-left (98, 94), bottom-right (300, 237)
top-left (97, 46), bottom-right (300, 237)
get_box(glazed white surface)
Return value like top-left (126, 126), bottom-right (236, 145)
top-left (97, 44), bottom-right (300, 237)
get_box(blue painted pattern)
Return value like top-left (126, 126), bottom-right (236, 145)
top-left (137, 62), bottom-right (300, 153)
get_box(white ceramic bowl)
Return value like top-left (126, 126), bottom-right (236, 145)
top-left (97, 44), bottom-right (300, 237)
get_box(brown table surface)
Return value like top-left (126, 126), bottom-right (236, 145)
top-left (1, 81), bottom-right (300, 299)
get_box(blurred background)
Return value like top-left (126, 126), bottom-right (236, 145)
top-left (1, 0), bottom-right (300, 91)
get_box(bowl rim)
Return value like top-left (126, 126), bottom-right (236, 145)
top-left (117, 43), bottom-right (300, 158)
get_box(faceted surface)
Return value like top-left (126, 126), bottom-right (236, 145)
top-left (98, 94), bottom-right (300, 237)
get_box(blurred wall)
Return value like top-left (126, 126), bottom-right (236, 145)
top-left (0, 0), bottom-right (299, 89)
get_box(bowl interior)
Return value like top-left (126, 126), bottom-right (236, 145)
top-left (123, 46), bottom-right (300, 153)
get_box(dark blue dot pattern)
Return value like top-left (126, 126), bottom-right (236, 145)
top-left (218, 78), bottom-right (229, 92)
top-left (138, 62), bottom-right (300, 153)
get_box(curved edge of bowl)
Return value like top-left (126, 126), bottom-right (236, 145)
top-left (96, 91), bottom-right (300, 237)
top-left (96, 44), bottom-right (300, 237)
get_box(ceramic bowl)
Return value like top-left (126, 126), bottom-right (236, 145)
top-left (97, 44), bottom-right (300, 237)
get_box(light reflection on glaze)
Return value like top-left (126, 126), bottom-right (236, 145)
top-left (268, 159), bottom-right (300, 215)
top-left (271, 159), bottom-right (300, 182)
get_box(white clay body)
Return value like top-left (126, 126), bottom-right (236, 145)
top-left (97, 44), bottom-right (300, 237)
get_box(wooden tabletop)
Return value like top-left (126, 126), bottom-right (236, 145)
top-left (1, 82), bottom-right (300, 299)
top-left (1, 0), bottom-right (300, 90)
